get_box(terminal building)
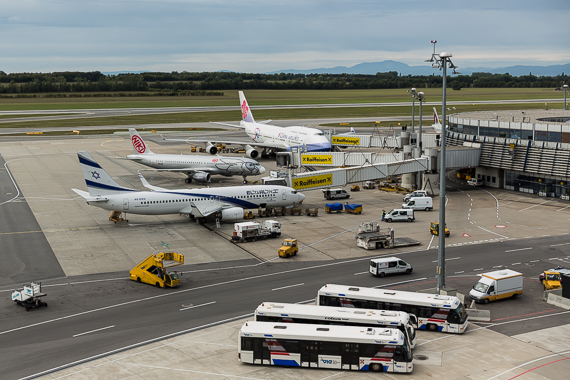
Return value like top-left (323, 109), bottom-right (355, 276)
top-left (447, 109), bottom-right (570, 200)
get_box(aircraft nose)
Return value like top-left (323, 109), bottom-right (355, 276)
top-left (259, 166), bottom-right (266, 174)
top-left (299, 192), bottom-right (306, 202)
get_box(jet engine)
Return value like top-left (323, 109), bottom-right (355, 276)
top-left (192, 172), bottom-right (211, 183)
top-left (206, 143), bottom-right (218, 155)
top-left (217, 207), bottom-right (245, 221)
top-left (244, 145), bottom-right (259, 159)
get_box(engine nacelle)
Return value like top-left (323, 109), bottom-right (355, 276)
top-left (206, 143), bottom-right (218, 155)
top-left (217, 207), bottom-right (245, 221)
top-left (244, 145), bottom-right (259, 159)
top-left (192, 172), bottom-right (211, 183)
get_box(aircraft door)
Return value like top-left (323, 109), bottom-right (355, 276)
top-left (282, 189), bottom-right (287, 200)
top-left (123, 198), bottom-right (129, 210)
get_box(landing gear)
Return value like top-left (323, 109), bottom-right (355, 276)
top-left (261, 148), bottom-right (269, 159)
top-left (243, 176), bottom-right (248, 184)
top-left (185, 177), bottom-right (192, 184)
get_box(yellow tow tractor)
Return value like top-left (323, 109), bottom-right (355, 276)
top-left (430, 221), bottom-right (450, 237)
top-left (279, 238), bottom-right (298, 258)
top-left (130, 252), bottom-right (184, 288)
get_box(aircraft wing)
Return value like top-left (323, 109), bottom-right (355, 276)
top-left (189, 201), bottom-right (233, 217)
top-left (161, 137), bottom-right (289, 150)
top-left (210, 121), bottom-right (243, 128)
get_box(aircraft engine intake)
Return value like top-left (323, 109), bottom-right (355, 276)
top-left (192, 172), bottom-right (211, 183)
top-left (206, 143), bottom-right (218, 155)
top-left (244, 145), bottom-right (259, 159)
top-left (218, 207), bottom-right (245, 221)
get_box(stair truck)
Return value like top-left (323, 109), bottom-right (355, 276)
top-left (11, 282), bottom-right (47, 311)
top-left (469, 269), bottom-right (523, 303)
top-left (130, 252), bottom-right (184, 288)
top-left (232, 220), bottom-right (281, 242)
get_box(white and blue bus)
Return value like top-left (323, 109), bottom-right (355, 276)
top-left (238, 321), bottom-right (413, 373)
top-left (254, 302), bottom-right (417, 349)
top-left (317, 284), bottom-right (468, 334)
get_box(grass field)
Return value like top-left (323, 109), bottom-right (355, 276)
top-left (0, 88), bottom-right (566, 131)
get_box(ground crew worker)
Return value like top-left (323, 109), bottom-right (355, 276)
top-left (382, 209), bottom-right (386, 220)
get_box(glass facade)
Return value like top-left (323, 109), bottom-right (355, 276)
top-left (505, 172), bottom-right (570, 199)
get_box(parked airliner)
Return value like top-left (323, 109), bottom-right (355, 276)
top-left (72, 151), bottom-right (305, 222)
top-left (432, 107), bottom-right (443, 133)
top-left (163, 91), bottom-right (331, 158)
top-left (127, 128), bottom-right (265, 183)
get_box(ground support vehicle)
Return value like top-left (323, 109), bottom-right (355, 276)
top-left (369, 257), bottom-right (413, 277)
top-left (322, 188), bottom-right (350, 200)
top-left (430, 221), bottom-right (450, 237)
top-left (272, 207), bottom-right (286, 216)
top-left (363, 181), bottom-right (376, 189)
top-left (317, 284), bottom-right (469, 334)
top-left (278, 238), bottom-right (298, 258)
top-left (403, 190), bottom-right (429, 202)
top-left (129, 252), bottom-right (184, 288)
top-left (109, 211), bottom-right (128, 223)
top-left (402, 196), bottom-right (433, 211)
top-left (469, 269), bottom-right (523, 303)
top-left (540, 266), bottom-right (570, 290)
top-left (304, 208), bottom-right (318, 217)
top-left (384, 209), bottom-right (414, 222)
top-left (258, 208), bottom-right (273, 217)
top-left (238, 321), bottom-right (413, 373)
top-left (354, 223), bottom-right (420, 250)
top-left (11, 282), bottom-right (47, 311)
top-left (232, 220), bottom-right (281, 242)
top-left (467, 178), bottom-right (484, 186)
top-left (244, 211), bottom-right (255, 219)
top-left (350, 185), bottom-right (360, 191)
top-left (325, 203), bottom-right (343, 213)
top-left (288, 207), bottom-right (303, 215)
top-left (344, 204), bottom-right (363, 214)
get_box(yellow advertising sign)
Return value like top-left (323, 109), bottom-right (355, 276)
top-left (332, 136), bottom-right (361, 146)
top-left (292, 174), bottom-right (333, 190)
top-left (301, 154), bottom-right (333, 165)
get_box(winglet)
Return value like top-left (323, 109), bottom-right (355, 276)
top-left (137, 172), bottom-right (170, 191)
top-left (129, 128), bottom-right (154, 154)
top-left (239, 91), bottom-right (255, 123)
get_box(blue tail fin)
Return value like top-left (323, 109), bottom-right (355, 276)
top-left (77, 151), bottom-right (137, 196)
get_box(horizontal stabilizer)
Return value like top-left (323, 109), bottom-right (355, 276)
top-left (71, 188), bottom-right (109, 202)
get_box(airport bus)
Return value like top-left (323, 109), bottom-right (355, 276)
top-left (254, 302), bottom-right (417, 349)
top-left (238, 321), bottom-right (413, 373)
top-left (316, 284), bottom-right (468, 334)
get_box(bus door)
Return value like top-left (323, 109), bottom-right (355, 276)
top-left (253, 339), bottom-right (271, 364)
top-left (341, 343), bottom-right (359, 370)
top-left (300, 341), bottom-right (319, 367)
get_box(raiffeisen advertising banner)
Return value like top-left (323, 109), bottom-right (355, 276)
top-left (301, 154), bottom-right (333, 165)
top-left (332, 136), bottom-right (361, 146)
top-left (292, 174), bottom-right (333, 190)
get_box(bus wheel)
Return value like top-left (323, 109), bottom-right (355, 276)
top-left (370, 363), bottom-right (383, 372)
top-left (427, 323), bottom-right (438, 332)
top-left (379, 272), bottom-right (385, 278)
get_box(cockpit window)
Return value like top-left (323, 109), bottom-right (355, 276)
top-left (314, 132), bottom-right (324, 136)
top-left (292, 191), bottom-right (297, 194)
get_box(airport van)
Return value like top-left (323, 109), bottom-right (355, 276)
top-left (402, 197), bottom-right (433, 211)
top-left (369, 256), bottom-right (413, 277)
top-left (384, 208), bottom-right (415, 222)
top-left (322, 188), bottom-right (350, 200)
top-left (469, 269), bottom-right (523, 303)
top-left (403, 190), bottom-right (429, 202)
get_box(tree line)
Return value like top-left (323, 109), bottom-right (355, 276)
top-left (0, 70), bottom-right (567, 95)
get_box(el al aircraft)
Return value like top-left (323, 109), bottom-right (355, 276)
top-left (72, 151), bottom-right (305, 223)
top-left (163, 91), bottom-right (331, 158)
top-left (127, 128), bottom-right (265, 184)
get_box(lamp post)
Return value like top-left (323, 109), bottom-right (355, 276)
top-left (417, 92), bottom-right (426, 188)
top-left (426, 43), bottom-right (458, 293)
top-left (408, 88), bottom-right (417, 135)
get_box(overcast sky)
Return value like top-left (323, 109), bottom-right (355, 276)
top-left (2, 0), bottom-right (569, 74)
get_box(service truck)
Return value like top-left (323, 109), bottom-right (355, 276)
top-left (354, 222), bottom-right (420, 250)
top-left (232, 220), bottom-right (281, 242)
top-left (469, 269), bottom-right (523, 303)
top-left (540, 266), bottom-right (570, 290)
top-left (129, 252), bottom-right (184, 288)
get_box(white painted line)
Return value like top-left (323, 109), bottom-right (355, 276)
top-left (473, 268), bottom-right (483, 271)
top-left (272, 283), bottom-right (304, 291)
top-left (73, 325), bottom-right (114, 338)
top-left (542, 234), bottom-right (551, 237)
top-left (519, 199), bottom-right (553, 212)
top-left (512, 262), bottom-right (521, 265)
top-left (487, 349), bottom-right (570, 380)
top-left (524, 236), bottom-right (534, 238)
top-left (505, 247), bottom-right (532, 253)
top-left (530, 260), bottom-right (540, 263)
top-left (354, 271), bottom-right (369, 275)
top-left (549, 258), bottom-right (559, 260)
top-left (180, 301), bottom-right (216, 311)
top-left (477, 226), bottom-right (509, 239)
top-left (455, 271), bottom-right (464, 274)
top-left (550, 243), bottom-right (567, 247)
top-left (373, 277), bottom-right (428, 289)
top-left (556, 205), bottom-right (570, 212)
top-left (427, 234), bottom-right (435, 250)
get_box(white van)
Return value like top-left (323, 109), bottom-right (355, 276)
top-left (322, 188), bottom-right (350, 200)
top-left (384, 208), bottom-right (414, 222)
top-left (369, 256), bottom-right (413, 277)
top-left (403, 190), bottom-right (429, 202)
top-left (402, 196), bottom-right (433, 211)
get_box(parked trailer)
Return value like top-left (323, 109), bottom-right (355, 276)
top-left (232, 220), bottom-right (281, 242)
top-left (345, 203), bottom-right (363, 214)
top-left (355, 222), bottom-right (421, 250)
top-left (325, 203), bottom-right (343, 213)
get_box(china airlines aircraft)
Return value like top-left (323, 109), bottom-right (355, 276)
top-left (72, 151), bottom-right (305, 223)
top-left (163, 91), bottom-right (331, 158)
top-left (127, 128), bottom-right (265, 183)
top-left (431, 107), bottom-right (444, 133)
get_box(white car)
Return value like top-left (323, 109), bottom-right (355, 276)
top-left (467, 178), bottom-right (484, 186)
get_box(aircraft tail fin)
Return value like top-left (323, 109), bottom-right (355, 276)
top-left (77, 151), bottom-right (137, 196)
top-left (433, 107), bottom-right (440, 125)
top-left (350, 127), bottom-right (355, 134)
top-left (129, 128), bottom-right (154, 154)
top-left (239, 91), bottom-right (255, 123)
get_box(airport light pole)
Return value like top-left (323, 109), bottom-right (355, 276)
top-left (408, 88), bottom-right (417, 135)
top-left (426, 44), bottom-right (458, 293)
top-left (417, 92), bottom-right (426, 188)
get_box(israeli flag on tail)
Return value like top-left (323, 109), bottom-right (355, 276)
top-left (76, 151), bottom-right (136, 197)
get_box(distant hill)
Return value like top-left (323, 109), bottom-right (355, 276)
top-left (267, 60), bottom-right (570, 77)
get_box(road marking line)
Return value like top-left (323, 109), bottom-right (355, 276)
top-left (73, 325), bottom-right (114, 338)
top-left (505, 247), bottom-right (532, 253)
top-left (550, 243), bottom-right (567, 247)
top-left (530, 260), bottom-right (540, 263)
top-left (272, 283), bottom-right (304, 291)
top-left (455, 271), bottom-right (464, 274)
top-left (180, 301), bottom-right (216, 311)
top-left (478, 226), bottom-right (509, 239)
top-left (512, 262), bottom-right (521, 265)
top-left (519, 199), bottom-right (553, 212)
top-left (354, 271), bottom-right (368, 275)
top-left (474, 268), bottom-right (483, 271)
